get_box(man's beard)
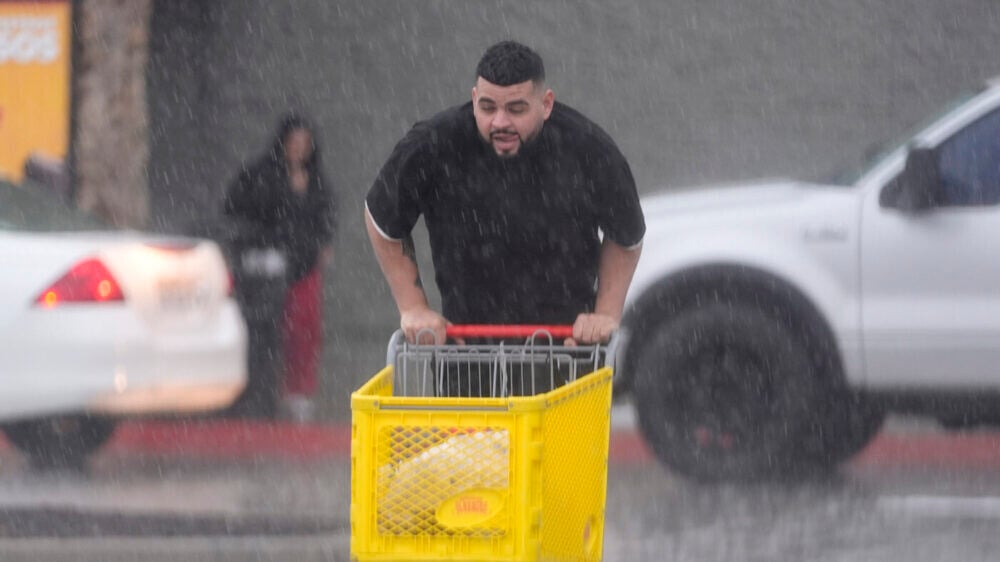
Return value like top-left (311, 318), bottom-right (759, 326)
top-left (485, 128), bottom-right (541, 159)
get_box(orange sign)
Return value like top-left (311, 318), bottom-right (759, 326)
top-left (0, 0), bottom-right (71, 182)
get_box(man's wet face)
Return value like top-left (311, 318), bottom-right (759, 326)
top-left (472, 78), bottom-right (554, 158)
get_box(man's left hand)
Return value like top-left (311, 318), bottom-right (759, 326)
top-left (568, 313), bottom-right (618, 345)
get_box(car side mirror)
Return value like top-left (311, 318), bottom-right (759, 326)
top-left (879, 147), bottom-right (941, 212)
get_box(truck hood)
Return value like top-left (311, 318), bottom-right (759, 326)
top-left (638, 178), bottom-right (860, 231)
top-left (642, 179), bottom-right (818, 217)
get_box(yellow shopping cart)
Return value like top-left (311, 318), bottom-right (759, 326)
top-left (350, 325), bottom-right (616, 562)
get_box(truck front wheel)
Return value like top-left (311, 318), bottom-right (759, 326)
top-left (633, 302), bottom-right (865, 481)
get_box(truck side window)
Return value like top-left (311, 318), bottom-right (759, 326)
top-left (937, 108), bottom-right (1000, 207)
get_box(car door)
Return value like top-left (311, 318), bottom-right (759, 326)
top-left (861, 107), bottom-right (1000, 388)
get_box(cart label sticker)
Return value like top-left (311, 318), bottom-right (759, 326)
top-left (436, 489), bottom-right (505, 528)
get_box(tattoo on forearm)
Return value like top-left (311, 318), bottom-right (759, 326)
top-left (402, 235), bottom-right (423, 288)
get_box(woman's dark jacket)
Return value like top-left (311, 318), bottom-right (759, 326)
top-left (223, 121), bottom-right (335, 283)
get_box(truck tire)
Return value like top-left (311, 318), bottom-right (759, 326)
top-left (633, 302), bottom-right (835, 481)
top-left (3, 415), bottom-right (117, 469)
top-left (801, 388), bottom-right (885, 468)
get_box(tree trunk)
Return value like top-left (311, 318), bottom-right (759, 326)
top-left (73, 0), bottom-right (152, 228)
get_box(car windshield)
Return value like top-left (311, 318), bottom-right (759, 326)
top-left (0, 180), bottom-right (109, 232)
top-left (819, 88), bottom-right (984, 186)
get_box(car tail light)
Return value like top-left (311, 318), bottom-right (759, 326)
top-left (35, 258), bottom-right (125, 308)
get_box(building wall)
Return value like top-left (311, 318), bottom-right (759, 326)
top-left (147, 0), bottom-right (1000, 419)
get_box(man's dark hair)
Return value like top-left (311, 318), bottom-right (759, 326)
top-left (475, 41), bottom-right (545, 86)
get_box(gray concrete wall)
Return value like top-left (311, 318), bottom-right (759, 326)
top-left (147, 0), bottom-right (1000, 421)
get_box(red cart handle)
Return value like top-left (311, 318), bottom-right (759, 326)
top-left (446, 324), bottom-right (574, 339)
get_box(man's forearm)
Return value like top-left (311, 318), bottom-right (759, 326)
top-left (364, 208), bottom-right (428, 314)
top-left (594, 240), bottom-right (642, 320)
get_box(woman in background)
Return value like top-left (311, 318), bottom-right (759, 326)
top-left (224, 112), bottom-right (335, 422)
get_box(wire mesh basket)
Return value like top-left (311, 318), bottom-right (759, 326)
top-left (387, 325), bottom-right (612, 398)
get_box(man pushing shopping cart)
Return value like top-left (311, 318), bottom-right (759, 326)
top-left (351, 41), bottom-right (646, 562)
top-left (364, 40), bottom-right (645, 352)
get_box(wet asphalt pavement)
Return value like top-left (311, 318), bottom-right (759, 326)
top-left (606, 462), bottom-right (1000, 562)
top-left (2, 417), bottom-right (1000, 561)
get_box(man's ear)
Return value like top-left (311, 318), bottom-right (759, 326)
top-left (542, 88), bottom-right (555, 119)
top-left (471, 86), bottom-right (478, 104)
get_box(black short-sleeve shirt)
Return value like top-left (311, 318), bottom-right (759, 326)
top-left (367, 101), bottom-right (645, 325)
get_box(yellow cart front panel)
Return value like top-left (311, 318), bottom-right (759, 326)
top-left (351, 364), bottom-right (613, 562)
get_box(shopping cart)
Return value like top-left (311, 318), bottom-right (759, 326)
top-left (351, 325), bottom-right (616, 562)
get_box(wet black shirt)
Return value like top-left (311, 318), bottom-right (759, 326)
top-left (367, 101), bottom-right (645, 325)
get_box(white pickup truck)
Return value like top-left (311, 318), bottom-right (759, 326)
top-left (619, 78), bottom-right (1000, 481)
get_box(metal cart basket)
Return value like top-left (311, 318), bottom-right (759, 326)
top-left (351, 325), bottom-right (615, 562)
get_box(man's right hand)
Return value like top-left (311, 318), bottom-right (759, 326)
top-left (400, 306), bottom-right (449, 345)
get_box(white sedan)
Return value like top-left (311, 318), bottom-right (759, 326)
top-left (0, 179), bottom-right (247, 467)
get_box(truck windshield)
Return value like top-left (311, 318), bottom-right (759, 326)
top-left (819, 88), bottom-right (983, 186)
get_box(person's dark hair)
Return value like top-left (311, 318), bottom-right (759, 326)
top-left (475, 41), bottom-right (545, 87)
top-left (270, 111), bottom-right (320, 169)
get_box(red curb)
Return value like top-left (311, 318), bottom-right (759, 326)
top-left (609, 429), bottom-right (653, 464)
top-left (610, 431), bottom-right (1000, 469)
top-left (4, 421), bottom-right (1000, 468)
top-left (105, 422), bottom-right (653, 464)
top-left (0, 421), bottom-right (649, 463)
top-left (851, 432), bottom-right (1000, 469)
top-left (105, 419), bottom-right (353, 461)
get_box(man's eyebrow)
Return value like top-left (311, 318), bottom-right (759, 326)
top-left (476, 97), bottom-right (529, 108)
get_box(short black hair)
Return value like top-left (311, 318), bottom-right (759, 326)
top-left (475, 41), bottom-right (545, 86)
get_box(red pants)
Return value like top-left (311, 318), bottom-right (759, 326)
top-left (282, 267), bottom-right (322, 396)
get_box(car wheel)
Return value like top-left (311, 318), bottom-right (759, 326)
top-left (3, 415), bottom-right (117, 469)
top-left (633, 302), bottom-right (834, 482)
